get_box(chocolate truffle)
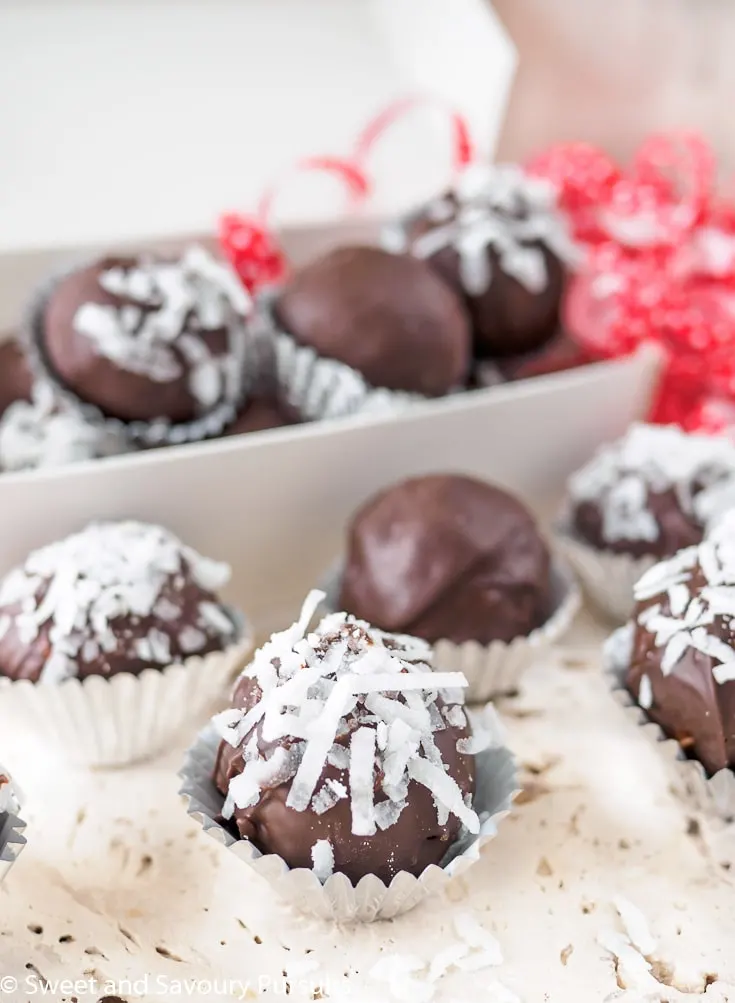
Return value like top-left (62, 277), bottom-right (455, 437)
top-left (213, 591), bottom-right (477, 886)
top-left (385, 164), bottom-right (579, 357)
top-left (273, 246), bottom-right (471, 396)
top-left (0, 520), bottom-right (237, 683)
top-left (39, 246), bottom-right (251, 427)
top-left (338, 474), bottom-right (552, 645)
top-left (567, 424), bottom-right (735, 559)
top-left (0, 383), bottom-right (131, 472)
top-left (221, 395), bottom-right (301, 437)
top-left (624, 537), bottom-right (735, 774)
top-left (0, 339), bottom-right (32, 417)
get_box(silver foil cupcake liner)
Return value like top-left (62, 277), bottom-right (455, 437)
top-left (252, 290), bottom-right (420, 423)
top-left (320, 559), bottom-right (581, 703)
top-left (0, 614), bottom-right (253, 769)
top-left (179, 708), bottom-right (517, 923)
top-left (22, 256), bottom-right (258, 448)
top-left (0, 767), bottom-right (27, 885)
top-left (555, 521), bottom-right (656, 624)
top-left (603, 625), bottom-right (735, 822)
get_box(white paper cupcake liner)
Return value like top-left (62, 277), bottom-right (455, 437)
top-left (320, 559), bottom-right (580, 703)
top-left (0, 616), bottom-right (253, 769)
top-left (179, 707), bottom-right (517, 923)
top-left (0, 767), bottom-right (26, 885)
top-left (603, 625), bottom-right (735, 822)
top-left (252, 290), bottom-right (421, 423)
top-left (555, 521), bottom-right (656, 624)
top-left (23, 258), bottom-right (258, 448)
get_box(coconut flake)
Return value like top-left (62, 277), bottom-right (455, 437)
top-left (349, 727), bottom-right (377, 836)
top-left (613, 896), bottom-right (658, 957)
top-left (310, 839), bottom-right (334, 882)
top-left (453, 912), bottom-right (503, 960)
top-left (407, 758), bottom-right (480, 834)
top-left (427, 943), bottom-right (470, 982)
top-left (638, 674), bottom-right (653, 710)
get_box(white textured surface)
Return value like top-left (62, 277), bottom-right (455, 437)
top-left (0, 610), bottom-right (733, 1001)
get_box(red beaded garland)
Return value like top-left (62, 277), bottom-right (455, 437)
top-left (530, 133), bottom-right (735, 432)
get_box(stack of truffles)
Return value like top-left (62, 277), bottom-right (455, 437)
top-left (0, 163), bottom-right (581, 474)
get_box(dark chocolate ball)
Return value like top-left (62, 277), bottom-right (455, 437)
top-left (624, 537), bottom-right (735, 775)
top-left (339, 474), bottom-right (552, 645)
top-left (221, 395), bottom-right (301, 437)
top-left (273, 246), bottom-right (471, 396)
top-left (213, 600), bottom-right (477, 886)
top-left (388, 164), bottom-right (578, 357)
top-left (567, 424), bottom-right (735, 559)
top-left (0, 521), bottom-right (238, 682)
top-left (40, 247), bottom-right (251, 425)
top-left (0, 339), bottom-right (32, 417)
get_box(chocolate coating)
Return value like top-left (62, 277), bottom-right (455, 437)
top-left (0, 339), bottom-right (32, 417)
top-left (40, 249), bottom-right (249, 425)
top-left (273, 246), bottom-right (471, 396)
top-left (0, 521), bottom-right (236, 682)
top-left (626, 547), bottom-right (735, 775)
top-left (214, 664), bottom-right (475, 886)
top-left (339, 474), bottom-right (552, 644)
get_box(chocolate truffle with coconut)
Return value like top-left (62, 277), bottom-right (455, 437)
top-left (385, 164), bottom-right (579, 357)
top-left (0, 521), bottom-right (238, 683)
top-left (0, 383), bottom-right (131, 472)
top-left (272, 246), bottom-right (472, 396)
top-left (213, 591), bottom-right (477, 886)
top-left (338, 474), bottom-right (552, 645)
top-left (623, 535), bottom-right (735, 774)
top-left (566, 424), bottom-right (735, 559)
top-left (37, 246), bottom-right (251, 430)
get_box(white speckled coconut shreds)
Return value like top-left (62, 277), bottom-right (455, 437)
top-left (179, 593), bottom-right (517, 923)
top-left (252, 290), bottom-right (421, 423)
top-left (0, 522), bottom-right (252, 767)
top-left (0, 382), bottom-right (133, 473)
top-left (556, 423), bottom-right (735, 623)
top-left (603, 537), bottom-right (735, 820)
top-left (383, 163), bottom-right (581, 297)
top-left (319, 561), bottom-right (580, 703)
top-left (23, 246), bottom-right (257, 447)
top-left (0, 766), bottom-right (26, 884)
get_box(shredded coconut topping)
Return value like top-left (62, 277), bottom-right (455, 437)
top-left (0, 383), bottom-right (130, 472)
top-left (632, 537), bottom-right (735, 682)
top-left (387, 163), bottom-right (579, 296)
top-left (569, 423), bottom-right (735, 544)
top-left (213, 590), bottom-right (477, 842)
top-left (73, 246), bottom-right (251, 411)
top-left (0, 521), bottom-right (233, 683)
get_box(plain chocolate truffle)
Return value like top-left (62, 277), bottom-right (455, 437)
top-left (40, 246), bottom-right (251, 426)
top-left (624, 537), bottom-right (735, 775)
top-left (387, 164), bottom-right (579, 357)
top-left (338, 474), bottom-right (552, 645)
top-left (567, 424), bottom-right (735, 559)
top-left (273, 245), bottom-right (471, 396)
top-left (0, 520), bottom-right (237, 683)
top-left (213, 593), bottom-right (477, 886)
